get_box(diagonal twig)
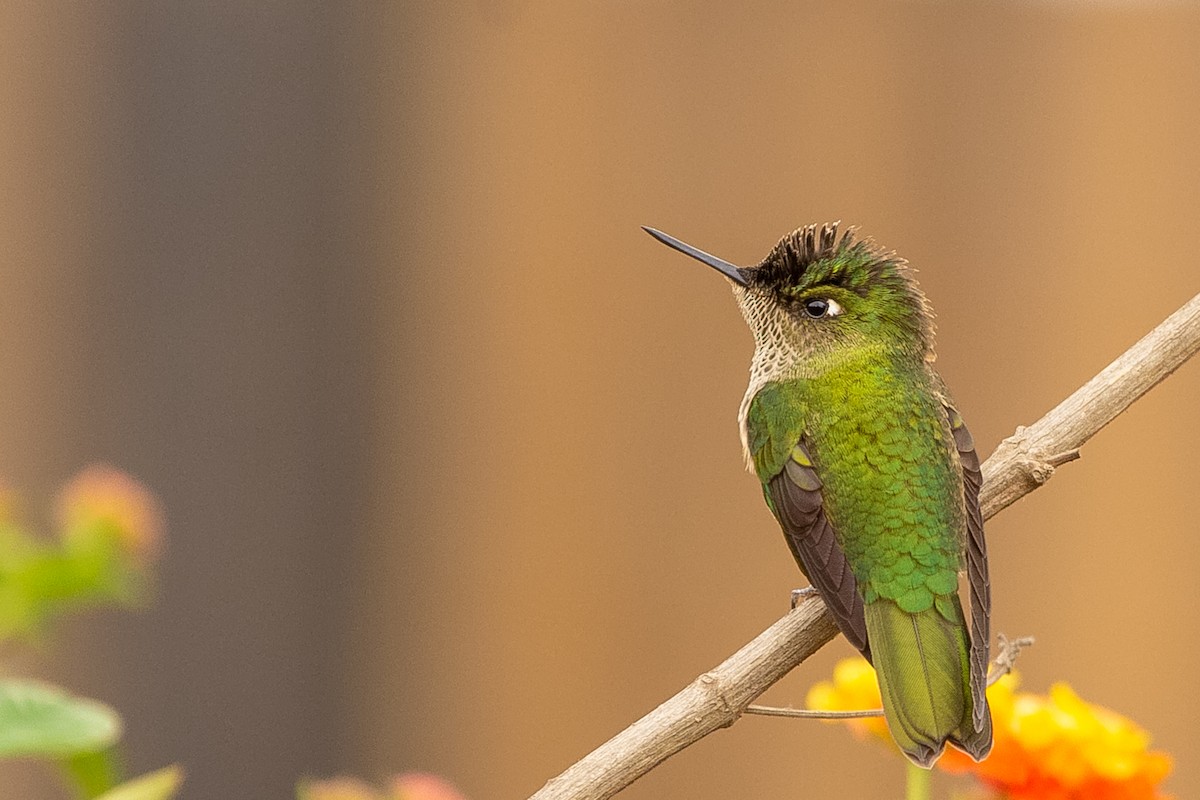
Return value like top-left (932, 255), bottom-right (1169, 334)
top-left (529, 292), bottom-right (1200, 800)
top-left (743, 633), bottom-right (1035, 720)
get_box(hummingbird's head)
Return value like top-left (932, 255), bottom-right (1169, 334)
top-left (644, 222), bottom-right (934, 379)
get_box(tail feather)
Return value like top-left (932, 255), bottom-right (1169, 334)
top-left (864, 598), bottom-right (992, 767)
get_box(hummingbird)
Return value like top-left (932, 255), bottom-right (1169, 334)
top-left (644, 222), bottom-right (991, 766)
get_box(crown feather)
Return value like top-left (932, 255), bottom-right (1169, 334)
top-left (743, 222), bottom-right (936, 353)
top-left (751, 222), bottom-right (852, 289)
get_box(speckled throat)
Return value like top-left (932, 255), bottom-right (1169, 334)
top-left (734, 285), bottom-right (809, 467)
top-left (730, 223), bottom-right (937, 469)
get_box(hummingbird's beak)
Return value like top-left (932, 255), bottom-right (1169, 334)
top-left (642, 226), bottom-right (750, 287)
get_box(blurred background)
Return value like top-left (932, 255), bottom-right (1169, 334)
top-left (1, 2), bottom-right (1198, 798)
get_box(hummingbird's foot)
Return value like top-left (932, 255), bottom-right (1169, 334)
top-left (790, 587), bottom-right (820, 609)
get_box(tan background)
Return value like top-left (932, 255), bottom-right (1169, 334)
top-left (1, 3), bottom-right (1198, 798)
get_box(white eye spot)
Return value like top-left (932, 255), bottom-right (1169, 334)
top-left (802, 298), bottom-right (845, 319)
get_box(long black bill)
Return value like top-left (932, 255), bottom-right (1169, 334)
top-left (642, 226), bottom-right (750, 287)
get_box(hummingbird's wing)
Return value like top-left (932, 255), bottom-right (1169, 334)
top-left (943, 404), bottom-right (990, 733)
top-left (767, 439), bottom-right (871, 659)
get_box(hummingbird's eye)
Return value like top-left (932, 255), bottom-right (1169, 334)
top-left (802, 298), bottom-right (843, 319)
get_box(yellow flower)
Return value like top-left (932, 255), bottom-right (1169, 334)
top-left (298, 777), bottom-right (384, 800)
top-left (805, 657), bottom-right (891, 745)
top-left (56, 465), bottom-right (163, 564)
top-left (809, 657), bottom-right (1172, 799)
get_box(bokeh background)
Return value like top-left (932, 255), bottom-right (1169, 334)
top-left (1, 3), bottom-right (1198, 798)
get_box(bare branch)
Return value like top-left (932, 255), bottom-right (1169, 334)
top-left (987, 634), bottom-right (1035, 684)
top-left (745, 705), bottom-right (884, 720)
top-left (742, 632), bottom-right (1035, 720)
top-left (528, 292), bottom-right (1200, 800)
top-left (980, 293), bottom-right (1200, 517)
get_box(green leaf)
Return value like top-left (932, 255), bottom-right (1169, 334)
top-left (94, 765), bottom-right (183, 800)
top-left (0, 680), bottom-right (121, 758)
top-left (62, 746), bottom-right (123, 797)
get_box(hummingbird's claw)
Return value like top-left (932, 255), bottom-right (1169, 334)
top-left (790, 586), bottom-right (820, 609)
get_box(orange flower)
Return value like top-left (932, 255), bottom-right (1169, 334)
top-left (808, 658), bottom-right (1172, 799)
top-left (940, 677), bottom-right (1172, 800)
top-left (56, 465), bottom-right (163, 564)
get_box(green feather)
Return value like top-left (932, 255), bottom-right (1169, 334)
top-left (655, 222), bottom-right (995, 766)
top-left (865, 597), bottom-right (989, 767)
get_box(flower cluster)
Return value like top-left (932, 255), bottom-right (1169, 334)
top-left (56, 464), bottom-right (163, 565)
top-left (0, 465), bottom-right (162, 642)
top-left (806, 657), bottom-right (1172, 799)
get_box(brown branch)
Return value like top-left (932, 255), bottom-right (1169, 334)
top-left (528, 292), bottom-right (1200, 800)
top-left (743, 633), bottom-right (1035, 719)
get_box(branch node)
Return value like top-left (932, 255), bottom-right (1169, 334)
top-left (1000, 425), bottom-right (1034, 453)
top-left (1047, 449), bottom-right (1081, 467)
top-left (696, 671), bottom-right (737, 726)
top-left (1028, 459), bottom-right (1055, 485)
top-left (1002, 428), bottom-right (1078, 486)
top-left (989, 633), bottom-right (1036, 682)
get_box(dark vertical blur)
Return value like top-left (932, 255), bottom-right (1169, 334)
top-left (0, 4), bottom-right (378, 797)
top-left (1, 3), bottom-right (1198, 800)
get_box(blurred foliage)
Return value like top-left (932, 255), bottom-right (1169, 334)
top-left (0, 681), bottom-right (120, 757)
top-left (0, 465), bottom-right (162, 642)
top-left (0, 466), bottom-right (179, 800)
top-left (0, 466), bottom-right (465, 800)
top-left (92, 765), bottom-right (182, 800)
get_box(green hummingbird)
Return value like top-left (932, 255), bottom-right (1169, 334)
top-left (644, 222), bottom-right (991, 766)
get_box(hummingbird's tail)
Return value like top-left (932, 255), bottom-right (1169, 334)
top-left (864, 597), bottom-right (992, 768)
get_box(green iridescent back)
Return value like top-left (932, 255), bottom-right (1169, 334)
top-left (746, 353), bottom-right (964, 617)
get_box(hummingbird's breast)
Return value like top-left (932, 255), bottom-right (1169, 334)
top-left (802, 358), bottom-right (966, 612)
